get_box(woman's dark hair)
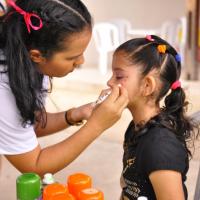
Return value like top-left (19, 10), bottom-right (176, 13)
top-left (0, 0), bottom-right (92, 126)
top-left (116, 35), bottom-right (199, 158)
top-left (0, 2), bottom-right (5, 12)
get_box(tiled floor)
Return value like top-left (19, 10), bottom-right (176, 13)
top-left (0, 68), bottom-right (200, 200)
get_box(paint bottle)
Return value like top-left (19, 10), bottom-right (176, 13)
top-left (50, 193), bottom-right (76, 200)
top-left (42, 173), bottom-right (56, 190)
top-left (43, 183), bottom-right (69, 200)
top-left (67, 173), bottom-right (92, 199)
top-left (16, 173), bottom-right (42, 200)
top-left (137, 196), bottom-right (148, 200)
top-left (77, 188), bottom-right (104, 200)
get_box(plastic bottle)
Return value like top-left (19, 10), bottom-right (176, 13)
top-left (67, 173), bottom-right (92, 199)
top-left (50, 193), bottom-right (76, 200)
top-left (77, 188), bottom-right (104, 200)
top-left (43, 183), bottom-right (69, 200)
top-left (137, 196), bottom-right (148, 200)
top-left (16, 173), bottom-right (42, 200)
top-left (43, 173), bottom-right (55, 185)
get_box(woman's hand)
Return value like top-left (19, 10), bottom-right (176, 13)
top-left (86, 84), bottom-right (129, 132)
top-left (68, 103), bottom-right (94, 124)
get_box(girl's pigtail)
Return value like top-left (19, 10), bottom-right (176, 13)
top-left (164, 88), bottom-right (186, 116)
top-left (163, 87), bottom-right (196, 157)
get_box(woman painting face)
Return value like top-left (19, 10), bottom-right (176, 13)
top-left (30, 28), bottom-right (92, 77)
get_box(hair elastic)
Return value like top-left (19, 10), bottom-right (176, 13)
top-left (7, 0), bottom-right (43, 33)
top-left (171, 80), bottom-right (181, 90)
top-left (145, 35), bottom-right (154, 42)
top-left (175, 54), bottom-right (181, 62)
top-left (157, 45), bottom-right (167, 54)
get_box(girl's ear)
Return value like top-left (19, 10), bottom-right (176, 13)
top-left (29, 49), bottom-right (46, 64)
top-left (141, 75), bottom-right (156, 97)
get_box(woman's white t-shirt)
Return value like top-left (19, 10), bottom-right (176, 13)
top-left (0, 56), bottom-right (48, 155)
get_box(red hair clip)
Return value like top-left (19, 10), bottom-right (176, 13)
top-left (7, 0), bottom-right (43, 33)
top-left (171, 80), bottom-right (181, 90)
top-left (145, 35), bottom-right (154, 42)
top-left (157, 45), bottom-right (167, 54)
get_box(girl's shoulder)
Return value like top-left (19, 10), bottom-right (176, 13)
top-left (140, 125), bottom-right (188, 174)
top-left (143, 125), bottom-right (187, 154)
top-left (146, 125), bottom-right (178, 141)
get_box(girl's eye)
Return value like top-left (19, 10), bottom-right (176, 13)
top-left (116, 76), bottom-right (124, 80)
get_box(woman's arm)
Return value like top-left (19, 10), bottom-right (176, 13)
top-left (149, 170), bottom-right (185, 200)
top-left (5, 85), bottom-right (128, 177)
top-left (34, 103), bottom-right (93, 137)
top-left (34, 111), bottom-right (70, 137)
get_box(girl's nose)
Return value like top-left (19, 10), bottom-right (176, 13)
top-left (107, 78), bottom-right (113, 87)
top-left (76, 55), bottom-right (84, 65)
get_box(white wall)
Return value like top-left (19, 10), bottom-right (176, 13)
top-left (82, 0), bottom-right (186, 69)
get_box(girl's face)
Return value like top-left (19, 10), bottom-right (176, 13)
top-left (35, 28), bottom-right (92, 77)
top-left (107, 51), bottom-right (142, 108)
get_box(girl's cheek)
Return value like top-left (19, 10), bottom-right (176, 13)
top-left (117, 79), bottom-right (126, 86)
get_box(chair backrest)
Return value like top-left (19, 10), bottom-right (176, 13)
top-left (159, 17), bottom-right (187, 65)
top-left (109, 18), bottom-right (132, 44)
top-left (93, 22), bottom-right (120, 53)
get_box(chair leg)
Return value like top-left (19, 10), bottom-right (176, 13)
top-left (99, 52), bottom-right (108, 75)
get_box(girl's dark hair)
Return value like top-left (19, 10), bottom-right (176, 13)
top-left (0, 0), bottom-right (92, 126)
top-left (116, 35), bottom-right (199, 157)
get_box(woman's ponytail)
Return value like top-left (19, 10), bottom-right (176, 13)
top-left (5, 17), bottom-right (45, 126)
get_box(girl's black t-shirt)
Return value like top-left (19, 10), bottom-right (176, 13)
top-left (121, 121), bottom-right (189, 200)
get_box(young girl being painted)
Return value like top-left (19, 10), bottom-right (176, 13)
top-left (107, 35), bottom-right (198, 200)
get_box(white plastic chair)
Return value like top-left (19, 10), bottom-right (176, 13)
top-left (159, 18), bottom-right (187, 65)
top-left (93, 22), bottom-right (120, 75)
top-left (109, 18), bottom-right (132, 44)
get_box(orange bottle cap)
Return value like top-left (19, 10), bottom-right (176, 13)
top-left (67, 173), bottom-right (92, 197)
top-left (78, 188), bottom-right (104, 200)
top-left (43, 183), bottom-right (68, 200)
top-left (50, 193), bottom-right (76, 200)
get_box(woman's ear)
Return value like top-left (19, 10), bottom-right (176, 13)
top-left (29, 49), bottom-right (46, 64)
top-left (141, 75), bottom-right (156, 97)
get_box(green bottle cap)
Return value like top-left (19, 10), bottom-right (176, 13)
top-left (16, 173), bottom-right (41, 200)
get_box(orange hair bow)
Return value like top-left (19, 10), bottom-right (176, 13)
top-left (157, 45), bottom-right (167, 54)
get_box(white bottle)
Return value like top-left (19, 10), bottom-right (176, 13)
top-left (137, 196), bottom-right (148, 200)
top-left (42, 173), bottom-right (55, 187)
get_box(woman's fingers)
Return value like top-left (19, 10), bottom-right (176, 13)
top-left (114, 85), bottom-right (129, 112)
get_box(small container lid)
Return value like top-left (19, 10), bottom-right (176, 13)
top-left (78, 188), bottom-right (104, 200)
top-left (43, 183), bottom-right (68, 200)
top-left (43, 173), bottom-right (55, 185)
top-left (16, 173), bottom-right (41, 200)
top-left (137, 196), bottom-right (148, 200)
top-left (51, 193), bottom-right (76, 200)
top-left (67, 173), bottom-right (92, 197)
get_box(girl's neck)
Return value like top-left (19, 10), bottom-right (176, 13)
top-left (129, 101), bottom-right (160, 126)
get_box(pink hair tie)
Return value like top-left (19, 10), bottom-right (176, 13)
top-left (7, 0), bottom-right (43, 33)
top-left (171, 80), bottom-right (181, 90)
top-left (145, 35), bottom-right (154, 42)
